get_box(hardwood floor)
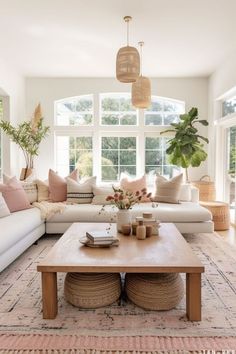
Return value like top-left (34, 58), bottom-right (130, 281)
top-left (217, 223), bottom-right (236, 246)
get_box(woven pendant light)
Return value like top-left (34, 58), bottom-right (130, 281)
top-left (116, 16), bottom-right (140, 83)
top-left (132, 42), bottom-right (151, 109)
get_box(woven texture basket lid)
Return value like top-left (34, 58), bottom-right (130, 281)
top-left (64, 273), bottom-right (121, 309)
top-left (125, 273), bottom-right (184, 311)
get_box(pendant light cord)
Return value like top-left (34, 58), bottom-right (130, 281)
top-left (139, 41), bottom-right (144, 76)
top-left (124, 16), bottom-right (132, 46)
top-left (127, 19), bottom-right (129, 46)
top-left (140, 43), bottom-right (143, 76)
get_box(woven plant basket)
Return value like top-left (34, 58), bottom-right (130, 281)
top-left (125, 273), bottom-right (184, 311)
top-left (192, 175), bottom-right (216, 201)
top-left (64, 273), bottom-right (121, 309)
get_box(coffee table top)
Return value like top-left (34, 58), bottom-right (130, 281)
top-left (37, 223), bottom-right (204, 273)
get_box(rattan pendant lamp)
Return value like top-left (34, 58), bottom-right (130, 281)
top-left (132, 42), bottom-right (151, 109)
top-left (116, 16), bottom-right (140, 83)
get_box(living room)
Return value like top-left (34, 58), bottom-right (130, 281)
top-left (0, 0), bottom-right (236, 353)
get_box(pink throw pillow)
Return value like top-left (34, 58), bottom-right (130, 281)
top-left (0, 176), bottom-right (31, 212)
top-left (120, 174), bottom-right (150, 202)
top-left (48, 169), bottom-right (79, 202)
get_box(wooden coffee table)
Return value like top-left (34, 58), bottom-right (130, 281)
top-left (37, 222), bottom-right (204, 321)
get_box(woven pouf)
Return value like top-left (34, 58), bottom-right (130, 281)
top-left (125, 273), bottom-right (184, 310)
top-left (64, 273), bottom-right (121, 309)
top-left (200, 201), bottom-right (230, 231)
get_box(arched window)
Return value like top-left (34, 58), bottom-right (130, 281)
top-left (55, 95), bottom-right (93, 126)
top-left (54, 93), bottom-right (185, 182)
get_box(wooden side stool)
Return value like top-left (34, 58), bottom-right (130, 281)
top-left (200, 201), bottom-right (230, 231)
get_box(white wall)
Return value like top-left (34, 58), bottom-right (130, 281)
top-left (208, 50), bottom-right (236, 199)
top-left (25, 77), bottom-right (208, 180)
top-left (0, 57), bottom-right (25, 176)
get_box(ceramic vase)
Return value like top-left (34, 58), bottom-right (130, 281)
top-left (116, 210), bottom-right (131, 232)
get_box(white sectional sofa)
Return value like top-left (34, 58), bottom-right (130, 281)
top-left (0, 208), bottom-right (44, 272)
top-left (0, 185), bottom-right (213, 272)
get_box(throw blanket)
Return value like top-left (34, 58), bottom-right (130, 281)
top-left (33, 201), bottom-right (66, 220)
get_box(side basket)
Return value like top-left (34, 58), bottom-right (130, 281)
top-left (192, 175), bottom-right (216, 202)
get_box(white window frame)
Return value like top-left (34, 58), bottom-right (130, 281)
top-left (54, 93), bottom-right (185, 183)
top-left (100, 92), bottom-right (138, 127)
top-left (0, 98), bottom-right (2, 179)
top-left (55, 94), bottom-right (94, 127)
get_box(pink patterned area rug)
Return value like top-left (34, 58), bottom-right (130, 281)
top-left (0, 232), bottom-right (236, 351)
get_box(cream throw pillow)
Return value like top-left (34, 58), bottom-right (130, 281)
top-left (152, 173), bottom-right (183, 204)
top-left (91, 185), bottom-right (114, 205)
top-left (66, 176), bottom-right (96, 204)
top-left (21, 182), bottom-right (38, 203)
top-left (35, 179), bottom-right (49, 202)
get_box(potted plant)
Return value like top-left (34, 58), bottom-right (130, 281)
top-left (0, 103), bottom-right (50, 180)
top-left (161, 107), bottom-right (209, 182)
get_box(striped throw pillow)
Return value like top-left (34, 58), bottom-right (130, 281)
top-left (66, 176), bottom-right (96, 204)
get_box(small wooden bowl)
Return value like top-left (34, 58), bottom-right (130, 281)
top-left (122, 224), bottom-right (132, 236)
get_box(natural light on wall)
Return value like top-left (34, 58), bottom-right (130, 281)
top-left (0, 98), bottom-right (2, 179)
top-left (54, 93), bottom-right (184, 182)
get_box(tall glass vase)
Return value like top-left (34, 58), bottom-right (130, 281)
top-left (116, 209), bottom-right (131, 232)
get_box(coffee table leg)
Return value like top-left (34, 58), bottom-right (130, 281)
top-left (41, 272), bottom-right (58, 319)
top-left (186, 273), bottom-right (201, 321)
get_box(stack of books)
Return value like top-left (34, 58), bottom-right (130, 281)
top-left (85, 230), bottom-right (119, 247)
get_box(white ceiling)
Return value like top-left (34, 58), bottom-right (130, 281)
top-left (1, 0), bottom-right (236, 77)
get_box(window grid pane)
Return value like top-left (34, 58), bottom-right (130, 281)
top-left (145, 97), bottom-right (184, 126)
top-left (56, 136), bottom-right (93, 177)
top-left (223, 96), bottom-right (236, 117)
top-left (101, 93), bottom-right (137, 126)
top-left (101, 136), bottom-right (136, 182)
top-left (145, 137), bottom-right (181, 180)
top-left (56, 95), bottom-right (93, 126)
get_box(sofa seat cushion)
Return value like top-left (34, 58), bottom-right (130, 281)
top-left (0, 207), bottom-right (44, 255)
top-left (47, 202), bottom-right (212, 224)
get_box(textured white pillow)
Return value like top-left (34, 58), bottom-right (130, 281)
top-left (152, 173), bottom-right (183, 204)
top-left (35, 179), bottom-right (49, 202)
top-left (0, 192), bottom-right (10, 218)
top-left (21, 181), bottom-right (38, 203)
top-left (66, 176), bottom-right (96, 204)
top-left (92, 185), bottom-right (114, 205)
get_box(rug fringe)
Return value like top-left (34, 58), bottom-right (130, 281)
top-left (0, 350), bottom-right (236, 354)
top-left (0, 334), bottom-right (236, 352)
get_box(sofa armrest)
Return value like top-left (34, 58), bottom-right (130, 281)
top-left (190, 186), bottom-right (199, 203)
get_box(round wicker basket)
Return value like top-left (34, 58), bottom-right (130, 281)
top-left (64, 273), bottom-right (121, 309)
top-left (200, 201), bottom-right (230, 231)
top-left (125, 273), bottom-right (184, 310)
top-left (192, 175), bottom-right (216, 201)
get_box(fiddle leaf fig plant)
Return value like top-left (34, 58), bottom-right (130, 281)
top-left (161, 107), bottom-right (209, 182)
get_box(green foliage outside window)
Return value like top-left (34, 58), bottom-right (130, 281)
top-left (228, 126), bottom-right (236, 177)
